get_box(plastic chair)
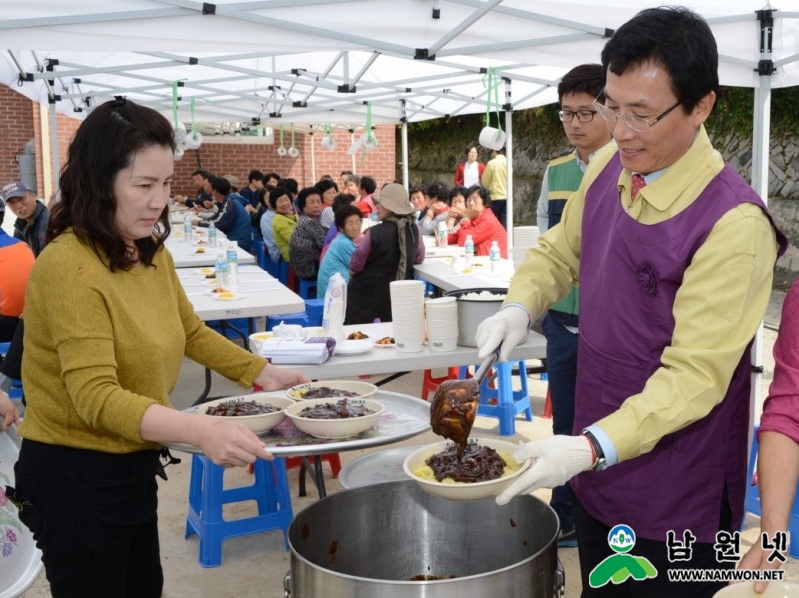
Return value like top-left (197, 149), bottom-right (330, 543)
top-left (254, 239), bottom-right (267, 270)
top-left (298, 279), bottom-right (317, 299)
top-left (420, 367), bottom-right (464, 401)
top-left (304, 299), bottom-right (325, 327)
top-left (286, 454), bottom-right (342, 498)
top-left (266, 312), bottom-right (309, 330)
top-left (460, 360), bottom-right (533, 436)
top-left (742, 425), bottom-right (799, 558)
top-left (0, 342), bottom-right (22, 400)
top-left (185, 455), bottom-right (293, 567)
top-left (543, 387), bottom-right (553, 418)
top-left (277, 259), bottom-right (291, 287)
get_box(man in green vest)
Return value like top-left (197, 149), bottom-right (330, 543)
top-left (535, 63), bottom-right (612, 548)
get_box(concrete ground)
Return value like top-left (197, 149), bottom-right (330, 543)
top-left (21, 290), bottom-right (794, 597)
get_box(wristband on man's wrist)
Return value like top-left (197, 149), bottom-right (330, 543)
top-left (582, 430), bottom-right (607, 471)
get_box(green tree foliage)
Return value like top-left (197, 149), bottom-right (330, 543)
top-left (405, 86), bottom-right (799, 144)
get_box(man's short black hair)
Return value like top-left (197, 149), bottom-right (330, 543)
top-left (193, 169), bottom-right (214, 181)
top-left (248, 170), bottom-right (264, 183)
top-left (211, 176), bottom-right (230, 196)
top-left (558, 64), bottom-right (605, 104)
top-left (264, 172), bottom-right (281, 183)
top-left (358, 176), bottom-right (377, 195)
top-left (601, 6), bottom-right (718, 114)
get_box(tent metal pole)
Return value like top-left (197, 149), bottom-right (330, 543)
top-left (48, 101), bottom-right (60, 197)
top-left (401, 120), bottom-right (409, 189)
top-left (350, 129), bottom-right (356, 173)
top-left (750, 8), bottom-right (775, 427)
top-left (309, 131), bottom-right (316, 183)
top-left (504, 78), bottom-right (513, 249)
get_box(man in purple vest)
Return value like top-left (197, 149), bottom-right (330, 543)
top-left (477, 7), bottom-right (787, 597)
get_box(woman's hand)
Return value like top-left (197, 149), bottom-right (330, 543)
top-left (738, 540), bottom-right (783, 593)
top-left (196, 417), bottom-right (274, 467)
top-left (0, 391), bottom-right (20, 431)
top-left (254, 362), bottom-right (311, 392)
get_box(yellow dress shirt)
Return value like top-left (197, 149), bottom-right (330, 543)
top-left (506, 126), bottom-right (779, 461)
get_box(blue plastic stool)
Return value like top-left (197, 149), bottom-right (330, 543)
top-left (298, 278), bottom-right (317, 299)
top-left (460, 360), bottom-right (533, 436)
top-left (185, 455), bottom-right (293, 567)
top-left (304, 299), bottom-right (325, 327)
top-left (742, 425), bottom-right (799, 558)
top-left (264, 255), bottom-right (279, 279)
top-left (266, 312), bottom-right (309, 330)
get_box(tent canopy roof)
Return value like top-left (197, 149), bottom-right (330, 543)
top-left (2, 0), bottom-right (798, 128)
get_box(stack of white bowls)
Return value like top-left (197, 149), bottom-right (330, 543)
top-left (513, 226), bottom-right (540, 269)
top-left (390, 280), bottom-right (426, 352)
top-left (425, 297), bottom-right (459, 352)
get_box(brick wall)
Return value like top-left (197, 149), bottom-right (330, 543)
top-left (1, 84), bottom-right (397, 200)
top-left (172, 126), bottom-right (397, 196)
top-left (0, 85), bottom-right (36, 191)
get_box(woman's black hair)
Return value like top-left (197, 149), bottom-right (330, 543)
top-left (334, 203), bottom-right (363, 230)
top-left (465, 185), bottom-right (490, 206)
top-left (296, 186), bottom-right (322, 212)
top-left (268, 186), bottom-right (292, 210)
top-left (316, 178), bottom-right (339, 196)
top-left (49, 97), bottom-right (175, 270)
top-left (331, 192), bottom-right (358, 213)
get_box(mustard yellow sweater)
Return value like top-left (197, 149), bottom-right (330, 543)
top-left (19, 232), bottom-right (266, 453)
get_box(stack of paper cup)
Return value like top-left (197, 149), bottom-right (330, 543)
top-left (513, 226), bottom-right (540, 269)
top-left (390, 280), bottom-right (426, 352)
top-left (425, 297), bottom-right (459, 352)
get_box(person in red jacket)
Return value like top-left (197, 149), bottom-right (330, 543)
top-left (454, 145), bottom-right (486, 188)
top-left (448, 185), bottom-right (507, 258)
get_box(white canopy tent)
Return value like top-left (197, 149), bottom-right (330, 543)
top-left (2, 0), bottom-right (798, 406)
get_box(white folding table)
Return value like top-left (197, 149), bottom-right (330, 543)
top-left (414, 256), bottom-right (514, 293)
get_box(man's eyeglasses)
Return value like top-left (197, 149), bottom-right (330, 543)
top-left (558, 109), bottom-right (597, 123)
top-left (593, 100), bottom-right (681, 133)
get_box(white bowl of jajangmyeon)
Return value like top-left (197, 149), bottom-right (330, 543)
top-left (403, 438), bottom-right (531, 501)
top-left (195, 393), bottom-right (294, 434)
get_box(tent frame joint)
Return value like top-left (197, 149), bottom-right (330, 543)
top-left (202, 3), bottom-right (216, 15)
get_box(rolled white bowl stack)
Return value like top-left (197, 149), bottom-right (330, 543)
top-left (512, 226), bottom-right (540, 269)
top-left (390, 280), bottom-right (426, 352)
top-left (425, 297), bottom-right (459, 352)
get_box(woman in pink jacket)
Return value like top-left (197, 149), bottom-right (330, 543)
top-left (447, 185), bottom-right (507, 258)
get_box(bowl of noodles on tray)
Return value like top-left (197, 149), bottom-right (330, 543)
top-left (195, 393), bottom-right (294, 434)
top-left (285, 380), bottom-right (377, 401)
top-left (403, 438), bottom-right (531, 501)
top-left (283, 397), bottom-right (385, 439)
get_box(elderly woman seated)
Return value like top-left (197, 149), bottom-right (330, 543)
top-left (345, 184), bottom-right (425, 325)
top-left (317, 204), bottom-right (363, 298)
top-left (270, 186), bottom-right (299, 262)
top-left (289, 186), bottom-right (328, 281)
top-left (447, 185), bottom-right (507, 257)
top-left (444, 186), bottom-right (468, 235)
top-left (418, 181), bottom-right (450, 236)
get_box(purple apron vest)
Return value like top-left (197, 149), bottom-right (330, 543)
top-left (571, 153), bottom-right (787, 543)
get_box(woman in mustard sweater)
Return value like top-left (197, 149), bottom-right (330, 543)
top-left (11, 98), bottom-right (309, 598)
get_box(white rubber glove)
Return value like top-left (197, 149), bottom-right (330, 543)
top-left (475, 305), bottom-right (531, 362)
top-left (496, 435), bottom-right (595, 505)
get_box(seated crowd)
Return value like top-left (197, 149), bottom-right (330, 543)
top-left (173, 167), bottom-right (508, 324)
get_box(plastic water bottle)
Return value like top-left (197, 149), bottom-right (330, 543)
top-left (437, 221), bottom-right (448, 248)
top-left (370, 211), bottom-right (378, 226)
top-left (215, 250), bottom-right (229, 289)
top-left (490, 240), bottom-right (500, 273)
top-left (226, 241), bottom-right (239, 291)
top-left (208, 221), bottom-right (217, 249)
top-left (464, 234), bottom-right (474, 266)
top-left (182, 214), bottom-right (192, 242)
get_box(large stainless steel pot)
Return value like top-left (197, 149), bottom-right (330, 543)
top-left (285, 480), bottom-right (563, 598)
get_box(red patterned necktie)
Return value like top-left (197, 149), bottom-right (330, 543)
top-left (631, 173), bottom-right (647, 202)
